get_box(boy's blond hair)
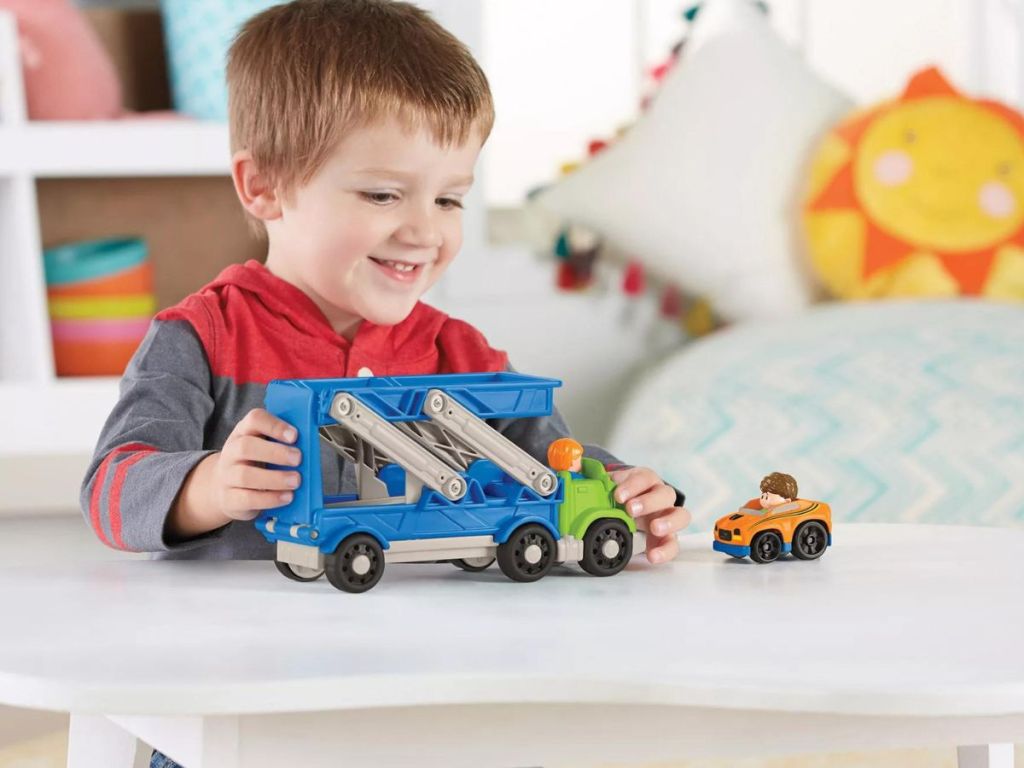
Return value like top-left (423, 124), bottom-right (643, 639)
top-left (227, 0), bottom-right (494, 201)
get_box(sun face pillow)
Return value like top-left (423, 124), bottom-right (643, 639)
top-left (804, 67), bottom-right (1024, 300)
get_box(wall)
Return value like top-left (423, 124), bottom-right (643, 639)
top-left (484, 0), bottom-right (1023, 205)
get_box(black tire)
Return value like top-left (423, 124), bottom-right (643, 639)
top-left (580, 518), bottom-right (633, 577)
top-left (325, 534), bottom-right (385, 593)
top-left (275, 560), bottom-right (325, 582)
top-left (792, 521), bottom-right (829, 560)
top-left (452, 556), bottom-right (496, 572)
top-left (750, 531), bottom-right (783, 564)
top-left (497, 524), bottom-right (556, 582)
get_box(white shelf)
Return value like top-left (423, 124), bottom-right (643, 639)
top-left (0, 378), bottom-right (119, 457)
top-left (0, 8), bottom-right (233, 459)
top-left (0, 120), bottom-right (231, 177)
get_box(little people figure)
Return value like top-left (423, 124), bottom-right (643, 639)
top-left (751, 472), bottom-right (798, 510)
top-left (548, 437), bottom-right (584, 479)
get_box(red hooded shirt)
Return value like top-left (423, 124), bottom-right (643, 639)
top-left (156, 260), bottom-right (509, 383)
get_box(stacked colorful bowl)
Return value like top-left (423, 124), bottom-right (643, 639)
top-left (44, 238), bottom-right (155, 377)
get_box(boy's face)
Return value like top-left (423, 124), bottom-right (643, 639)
top-left (265, 116), bottom-right (482, 334)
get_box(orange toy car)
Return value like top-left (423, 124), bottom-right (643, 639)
top-left (713, 498), bottom-right (832, 563)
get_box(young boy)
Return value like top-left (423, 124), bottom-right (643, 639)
top-left (81, 0), bottom-right (689, 568)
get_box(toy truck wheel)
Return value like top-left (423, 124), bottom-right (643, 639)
top-left (750, 531), bottom-right (783, 564)
top-left (274, 561), bottom-right (324, 582)
top-left (497, 524), bottom-right (556, 583)
top-left (580, 518), bottom-right (633, 577)
top-left (792, 521), bottom-right (829, 560)
top-left (452, 556), bottom-right (496, 572)
top-left (325, 534), bottom-right (385, 593)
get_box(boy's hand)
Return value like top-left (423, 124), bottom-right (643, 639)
top-left (609, 467), bottom-right (690, 564)
top-left (209, 408), bottom-right (303, 521)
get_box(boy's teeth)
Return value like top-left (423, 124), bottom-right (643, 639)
top-left (378, 259), bottom-right (416, 272)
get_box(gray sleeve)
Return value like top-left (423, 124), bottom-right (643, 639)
top-left (490, 362), bottom-right (624, 467)
top-left (490, 405), bottom-right (625, 469)
top-left (79, 319), bottom-right (224, 553)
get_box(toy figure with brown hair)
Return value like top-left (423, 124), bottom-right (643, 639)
top-left (745, 472), bottom-right (799, 511)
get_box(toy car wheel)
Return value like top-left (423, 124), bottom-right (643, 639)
top-left (274, 561), bottom-right (325, 582)
top-left (580, 518), bottom-right (633, 577)
top-left (497, 524), bottom-right (556, 582)
top-left (750, 531), bottom-right (783, 564)
top-left (325, 534), bottom-right (385, 593)
top-left (452, 556), bottom-right (496, 572)
top-left (792, 521), bottom-right (829, 560)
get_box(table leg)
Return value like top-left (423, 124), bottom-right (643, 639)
top-left (958, 744), bottom-right (1015, 768)
top-left (110, 715), bottom-right (240, 768)
top-left (66, 714), bottom-right (138, 768)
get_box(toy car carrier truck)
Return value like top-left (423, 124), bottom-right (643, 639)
top-left (257, 372), bottom-right (636, 593)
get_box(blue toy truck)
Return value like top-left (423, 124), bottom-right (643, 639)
top-left (256, 372), bottom-right (637, 593)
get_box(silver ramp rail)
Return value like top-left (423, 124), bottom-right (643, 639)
top-left (330, 392), bottom-right (467, 501)
top-left (423, 388), bottom-right (558, 496)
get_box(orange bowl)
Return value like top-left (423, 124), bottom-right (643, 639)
top-left (53, 338), bottom-right (144, 377)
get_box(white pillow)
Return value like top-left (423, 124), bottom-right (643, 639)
top-left (607, 300), bottom-right (1024, 529)
top-left (529, 0), bottom-right (853, 322)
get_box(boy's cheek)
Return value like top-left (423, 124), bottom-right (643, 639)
top-left (438, 233), bottom-right (462, 265)
top-left (424, 247), bottom-right (458, 285)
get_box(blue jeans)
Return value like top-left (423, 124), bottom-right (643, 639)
top-left (150, 750), bottom-right (183, 768)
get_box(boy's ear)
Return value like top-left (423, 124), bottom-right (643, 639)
top-left (231, 150), bottom-right (283, 221)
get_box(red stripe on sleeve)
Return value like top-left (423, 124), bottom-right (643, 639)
top-left (89, 442), bottom-right (156, 550)
top-left (108, 448), bottom-right (156, 551)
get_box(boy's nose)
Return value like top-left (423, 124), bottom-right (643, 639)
top-left (396, 208), bottom-right (443, 249)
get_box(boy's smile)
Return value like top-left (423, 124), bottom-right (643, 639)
top-left (251, 116), bottom-right (483, 338)
top-left (369, 257), bottom-right (423, 278)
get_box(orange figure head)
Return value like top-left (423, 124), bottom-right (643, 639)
top-left (548, 437), bottom-right (584, 472)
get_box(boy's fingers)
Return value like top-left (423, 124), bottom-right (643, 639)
top-left (608, 468), bottom-right (631, 483)
top-left (231, 465), bottom-right (301, 493)
top-left (612, 467), bottom-right (660, 504)
top-left (643, 506), bottom-right (691, 537)
top-left (235, 409), bottom-right (297, 443)
top-left (622, 484), bottom-right (677, 519)
top-left (225, 489), bottom-right (294, 517)
top-left (645, 533), bottom-right (680, 564)
top-left (233, 435), bottom-right (302, 467)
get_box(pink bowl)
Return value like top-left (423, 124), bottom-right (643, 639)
top-left (51, 316), bottom-right (151, 343)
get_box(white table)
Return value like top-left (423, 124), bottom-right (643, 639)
top-left (0, 523), bottom-right (1021, 768)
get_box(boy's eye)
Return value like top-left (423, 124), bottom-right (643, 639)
top-left (437, 197), bottom-right (464, 210)
top-left (361, 192), bottom-right (398, 205)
